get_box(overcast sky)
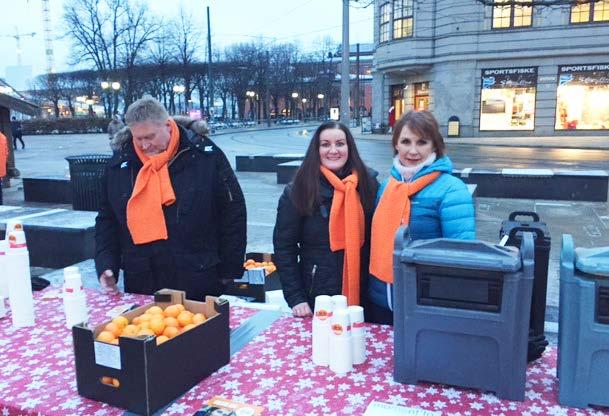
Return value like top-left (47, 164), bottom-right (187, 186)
top-left (0, 0), bottom-right (374, 80)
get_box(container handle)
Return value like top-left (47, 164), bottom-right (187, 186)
top-left (508, 211), bottom-right (540, 222)
top-left (508, 226), bottom-right (543, 242)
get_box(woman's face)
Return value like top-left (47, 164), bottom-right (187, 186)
top-left (319, 128), bottom-right (349, 172)
top-left (394, 125), bottom-right (435, 167)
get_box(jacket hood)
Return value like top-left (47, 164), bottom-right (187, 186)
top-left (390, 155), bottom-right (453, 181)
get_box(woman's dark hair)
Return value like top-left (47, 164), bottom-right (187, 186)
top-left (392, 110), bottom-right (445, 158)
top-left (291, 122), bottom-right (376, 216)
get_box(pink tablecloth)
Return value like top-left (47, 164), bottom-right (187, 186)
top-left (165, 316), bottom-right (609, 416)
top-left (0, 288), bottom-right (257, 416)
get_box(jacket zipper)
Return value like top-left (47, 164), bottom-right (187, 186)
top-left (169, 148), bottom-right (190, 223)
top-left (309, 265), bottom-right (318, 296)
top-left (224, 177), bottom-right (234, 202)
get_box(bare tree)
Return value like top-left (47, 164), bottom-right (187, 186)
top-left (31, 74), bottom-right (63, 118)
top-left (170, 9), bottom-right (202, 112)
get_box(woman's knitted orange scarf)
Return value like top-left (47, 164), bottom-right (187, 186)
top-left (126, 119), bottom-right (180, 244)
top-left (320, 166), bottom-right (365, 306)
top-left (369, 172), bottom-right (440, 283)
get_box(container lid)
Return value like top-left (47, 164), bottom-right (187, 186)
top-left (575, 247), bottom-right (609, 276)
top-left (399, 238), bottom-right (522, 272)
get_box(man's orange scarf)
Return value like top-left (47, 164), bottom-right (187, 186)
top-left (369, 172), bottom-right (441, 283)
top-left (320, 166), bottom-right (365, 306)
top-left (126, 119), bottom-right (180, 244)
top-left (0, 133), bottom-right (7, 178)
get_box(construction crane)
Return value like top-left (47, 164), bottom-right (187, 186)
top-left (41, 0), bottom-right (55, 73)
top-left (1, 28), bottom-right (36, 66)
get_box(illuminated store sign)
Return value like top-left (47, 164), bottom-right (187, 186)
top-left (480, 67), bottom-right (537, 131)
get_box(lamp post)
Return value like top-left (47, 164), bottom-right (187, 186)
top-left (317, 93), bottom-right (325, 120)
top-left (111, 81), bottom-right (121, 116)
top-left (301, 98), bottom-right (307, 122)
top-left (172, 84), bottom-right (185, 114)
top-left (100, 82), bottom-right (110, 117)
top-left (291, 92), bottom-right (299, 119)
top-left (246, 90), bottom-right (256, 121)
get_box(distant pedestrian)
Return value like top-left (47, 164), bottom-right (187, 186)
top-left (107, 115), bottom-right (124, 140)
top-left (0, 131), bottom-right (8, 204)
top-left (388, 106), bottom-right (395, 134)
top-left (10, 117), bottom-right (24, 150)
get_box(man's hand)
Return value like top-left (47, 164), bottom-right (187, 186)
top-left (292, 302), bottom-right (313, 318)
top-left (99, 270), bottom-right (120, 294)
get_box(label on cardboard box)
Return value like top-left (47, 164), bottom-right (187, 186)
top-left (364, 401), bottom-right (441, 416)
top-left (94, 341), bottom-right (122, 370)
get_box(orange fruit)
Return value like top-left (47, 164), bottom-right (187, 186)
top-left (131, 316), bottom-right (142, 325)
top-left (149, 318), bottom-right (165, 336)
top-left (175, 304), bottom-right (185, 312)
top-left (181, 323), bottom-right (196, 332)
top-left (163, 326), bottom-right (179, 338)
top-left (97, 331), bottom-right (115, 343)
top-left (146, 306), bottom-right (163, 315)
top-left (138, 321), bottom-right (151, 330)
top-left (122, 325), bottom-right (139, 337)
top-left (104, 322), bottom-right (122, 337)
top-left (192, 313), bottom-right (206, 325)
top-left (138, 328), bottom-right (155, 337)
top-left (112, 316), bottom-right (129, 329)
top-left (112, 378), bottom-right (120, 388)
top-left (101, 376), bottom-right (113, 385)
top-left (156, 335), bottom-right (169, 345)
top-left (177, 311), bottom-right (193, 327)
top-left (138, 313), bottom-right (153, 322)
top-left (110, 339), bottom-right (119, 345)
top-left (163, 305), bottom-right (181, 318)
top-left (163, 317), bottom-right (179, 328)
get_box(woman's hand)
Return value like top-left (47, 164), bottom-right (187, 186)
top-left (292, 302), bottom-right (313, 317)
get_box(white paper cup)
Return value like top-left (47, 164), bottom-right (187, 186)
top-left (348, 305), bottom-right (365, 334)
top-left (352, 332), bottom-right (366, 365)
top-left (313, 295), bottom-right (333, 322)
top-left (331, 295), bottom-right (348, 311)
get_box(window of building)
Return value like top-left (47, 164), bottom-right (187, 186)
top-left (571, 0), bottom-right (609, 23)
top-left (555, 64), bottom-right (609, 130)
top-left (393, 0), bottom-right (414, 39)
top-left (380, 2), bottom-right (392, 43)
top-left (492, 0), bottom-right (532, 29)
top-left (479, 67), bottom-right (537, 131)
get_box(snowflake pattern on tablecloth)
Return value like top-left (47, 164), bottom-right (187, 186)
top-left (167, 316), bottom-right (609, 416)
top-left (0, 288), bottom-right (256, 416)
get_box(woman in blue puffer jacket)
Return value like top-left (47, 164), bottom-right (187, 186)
top-left (367, 110), bottom-right (475, 324)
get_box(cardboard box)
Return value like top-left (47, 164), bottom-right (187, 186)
top-left (72, 289), bottom-right (230, 416)
top-left (224, 252), bottom-right (282, 302)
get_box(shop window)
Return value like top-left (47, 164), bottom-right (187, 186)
top-left (479, 67), bottom-right (537, 131)
top-left (380, 2), bottom-right (392, 43)
top-left (555, 64), bottom-right (609, 130)
top-left (393, 0), bottom-right (414, 38)
top-left (492, 0), bottom-right (532, 29)
top-left (414, 82), bottom-right (430, 111)
top-left (571, 1), bottom-right (609, 23)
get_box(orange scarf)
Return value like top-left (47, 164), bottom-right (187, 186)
top-left (369, 172), bottom-right (441, 283)
top-left (0, 133), bottom-right (7, 178)
top-left (320, 166), bottom-right (365, 306)
top-left (126, 119), bottom-right (180, 244)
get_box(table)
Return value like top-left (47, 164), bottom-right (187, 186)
top-left (1, 288), bottom-right (607, 416)
top-left (0, 288), bottom-right (256, 416)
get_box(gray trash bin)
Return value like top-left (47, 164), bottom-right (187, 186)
top-left (66, 154), bottom-right (112, 212)
top-left (393, 226), bottom-right (534, 401)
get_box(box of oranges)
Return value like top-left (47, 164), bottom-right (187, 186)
top-left (225, 252), bottom-right (282, 302)
top-left (72, 289), bottom-right (230, 416)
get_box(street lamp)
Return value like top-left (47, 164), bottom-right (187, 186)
top-left (172, 84), bottom-right (185, 114)
top-left (317, 93), bottom-right (325, 120)
top-left (246, 90), bottom-right (256, 121)
top-left (291, 92), bottom-right (299, 119)
top-left (301, 98), bottom-right (307, 122)
top-left (101, 81), bottom-right (121, 117)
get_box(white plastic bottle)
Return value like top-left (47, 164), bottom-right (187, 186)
top-left (63, 266), bottom-right (89, 329)
top-left (6, 229), bottom-right (35, 328)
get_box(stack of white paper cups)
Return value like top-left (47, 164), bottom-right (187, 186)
top-left (348, 305), bottom-right (366, 364)
top-left (6, 229), bottom-right (35, 328)
top-left (329, 308), bottom-right (353, 374)
top-left (312, 295), bottom-right (333, 366)
top-left (63, 266), bottom-right (89, 328)
top-left (0, 240), bottom-right (8, 318)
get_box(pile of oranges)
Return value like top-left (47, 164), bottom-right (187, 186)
top-left (243, 259), bottom-right (276, 275)
top-left (96, 304), bottom-right (207, 347)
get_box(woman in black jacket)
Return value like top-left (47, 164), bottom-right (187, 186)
top-left (273, 122), bottom-right (378, 317)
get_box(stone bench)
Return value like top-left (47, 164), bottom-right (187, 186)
top-left (0, 206), bottom-right (96, 268)
top-left (23, 175), bottom-right (72, 204)
top-left (276, 160), bottom-right (302, 184)
top-left (236, 153), bottom-right (304, 173)
top-left (455, 168), bottom-right (608, 202)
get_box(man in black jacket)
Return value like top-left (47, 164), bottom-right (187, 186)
top-left (95, 96), bottom-right (246, 300)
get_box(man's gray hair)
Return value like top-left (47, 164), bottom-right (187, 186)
top-left (125, 96), bottom-right (169, 125)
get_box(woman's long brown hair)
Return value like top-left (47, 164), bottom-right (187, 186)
top-left (291, 122), bottom-right (376, 216)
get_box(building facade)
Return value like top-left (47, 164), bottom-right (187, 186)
top-left (372, 0), bottom-right (609, 137)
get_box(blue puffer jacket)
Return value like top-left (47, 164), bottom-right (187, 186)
top-left (368, 155), bottom-right (476, 311)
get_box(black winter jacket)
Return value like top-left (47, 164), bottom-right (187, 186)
top-left (272, 172), bottom-right (377, 309)
top-left (94, 126), bottom-right (246, 300)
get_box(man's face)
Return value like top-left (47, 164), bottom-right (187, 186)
top-left (129, 120), bottom-right (172, 156)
